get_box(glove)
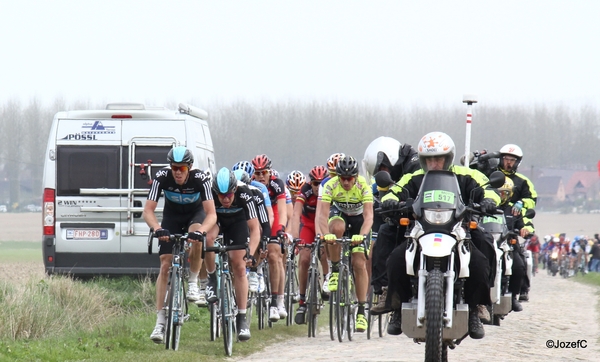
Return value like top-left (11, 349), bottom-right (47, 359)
top-left (324, 234), bottom-right (337, 243)
top-left (512, 200), bottom-right (523, 215)
top-left (381, 199), bottom-right (400, 211)
top-left (479, 199), bottom-right (497, 214)
top-left (276, 225), bottom-right (286, 239)
top-left (351, 234), bottom-right (365, 245)
top-left (155, 228), bottom-right (170, 239)
top-left (187, 231), bottom-right (204, 242)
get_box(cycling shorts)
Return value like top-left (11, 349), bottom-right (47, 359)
top-left (328, 206), bottom-right (370, 255)
top-left (159, 208), bottom-right (206, 255)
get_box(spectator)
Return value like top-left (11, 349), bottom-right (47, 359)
top-left (590, 238), bottom-right (600, 272)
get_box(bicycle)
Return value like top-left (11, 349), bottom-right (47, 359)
top-left (325, 234), bottom-right (369, 343)
top-left (147, 230), bottom-right (191, 351)
top-left (303, 237), bottom-right (324, 337)
top-left (203, 235), bottom-right (248, 356)
top-left (366, 232), bottom-right (390, 339)
top-left (256, 238), bottom-right (275, 330)
top-left (284, 237), bottom-right (301, 326)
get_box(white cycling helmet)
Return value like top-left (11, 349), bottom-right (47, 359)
top-left (362, 136), bottom-right (401, 179)
top-left (417, 131), bottom-right (455, 171)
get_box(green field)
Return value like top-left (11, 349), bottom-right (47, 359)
top-left (0, 241), bottom-right (41, 262)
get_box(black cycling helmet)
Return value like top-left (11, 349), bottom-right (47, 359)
top-left (213, 167), bottom-right (238, 194)
top-left (167, 146), bottom-right (194, 164)
top-left (335, 155), bottom-right (359, 177)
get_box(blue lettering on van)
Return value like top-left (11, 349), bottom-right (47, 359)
top-left (82, 121), bottom-right (116, 134)
top-left (163, 190), bottom-right (200, 204)
top-left (61, 133), bottom-right (97, 140)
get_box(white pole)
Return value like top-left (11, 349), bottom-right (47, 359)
top-left (462, 94), bottom-right (478, 166)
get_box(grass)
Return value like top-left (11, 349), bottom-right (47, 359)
top-left (0, 242), bottom-right (331, 361)
top-left (0, 241), bottom-right (40, 262)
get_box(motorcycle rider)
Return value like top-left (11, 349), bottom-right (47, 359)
top-left (361, 136), bottom-right (420, 314)
top-left (380, 131), bottom-right (501, 339)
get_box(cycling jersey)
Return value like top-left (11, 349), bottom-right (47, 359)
top-left (263, 175), bottom-right (287, 236)
top-left (248, 184), bottom-right (271, 238)
top-left (321, 175), bottom-right (373, 216)
top-left (250, 180), bottom-right (272, 207)
top-left (147, 168), bottom-right (212, 215)
top-left (212, 183), bottom-right (258, 246)
top-left (296, 182), bottom-right (318, 219)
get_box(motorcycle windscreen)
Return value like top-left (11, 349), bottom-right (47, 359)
top-left (412, 170), bottom-right (466, 218)
top-left (481, 214), bottom-right (506, 234)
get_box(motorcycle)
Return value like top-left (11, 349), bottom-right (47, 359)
top-left (547, 250), bottom-right (559, 276)
top-left (379, 169), bottom-right (505, 361)
top-left (480, 208), bottom-right (535, 326)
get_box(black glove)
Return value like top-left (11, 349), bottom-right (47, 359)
top-left (381, 199), bottom-right (400, 211)
top-left (187, 231), bottom-right (204, 242)
top-left (276, 225), bottom-right (286, 239)
top-left (479, 199), bottom-right (497, 214)
top-left (155, 228), bottom-right (170, 238)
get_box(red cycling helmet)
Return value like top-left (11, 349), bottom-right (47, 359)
top-left (309, 165), bottom-right (328, 182)
top-left (252, 154), bottom-right (272, 170)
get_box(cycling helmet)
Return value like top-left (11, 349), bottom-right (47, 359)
top-left (232, 160), bottom-right (255, 177)
top-left (498, 177), bottom-right (514, 205)
top-left (271, 169), bottom-right (280, 178)
top-left (233, 169), bottom-right (251, 185)
top-left (499, 144), bottom-right (523, 173)
top-left (336, 155), bottom-right (359, 177)
top-left (286, 170), bottom-right (306, 192)
top-left (251, 154), bottom-right (272, 170)
top-left (167, 146), bottom-right (194, 164)
top-left (544, 235), bottom-right (552, 243)
top-left (327, 152), bottom-right (346, 174)
top-left (362, 136), bottom-right (401, 178)
top-left (309, 165), bottom-right (328, 182)
top-left (213, 167), bottom-right (238, 194)
top-left (417, 131), bottom-right (455, 171)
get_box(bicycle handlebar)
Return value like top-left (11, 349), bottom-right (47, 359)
top-left (147, 228), bottom-right (195, 255)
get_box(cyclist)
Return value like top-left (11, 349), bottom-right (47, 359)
top-left (233, 168), bottom-right (272, 293)
top-left (290, 165), bottom-right (329, 324)
top-left (318, 155), bottom-right (374, 332)
top-left (143, 146), bottom-right (217, 343)
top-left (252, 154), bottom-right (288, 321)
top-left (286, 170), bottom-right (306, 203)
top-left (315, 152), bottom-right (345, 294)
top-left (204, 167), bottom-right (261, 341)
top-left (526, 234), bottom-right (541, 274)
top-left (361, 136), bottom-right (420, 315)
top-left (381, 131), bottom-right (500, 339)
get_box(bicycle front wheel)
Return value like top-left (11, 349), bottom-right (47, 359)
top-left (284, 260), bottom-right (295, 326)
top-left (306, 267), bottom-right (320, 337)
top-left (336, 265), bottom-right (349, 343)
top-left (171, 270), bottom-right (185, 350)
top-left (220, 273), bottom-right (234, 356)
top-left (164, 267), bottom-right (178, 350)
top-left (329, 282), bottom-right (337, 341)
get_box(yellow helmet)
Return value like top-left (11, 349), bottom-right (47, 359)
top-left (498, 177), bottom-right (514, 205)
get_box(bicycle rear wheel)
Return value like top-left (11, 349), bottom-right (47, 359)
top-left (220, 273), bottom-right (234, 356)
top-left (345, 269), bottom-right (356, 341)
top-left (329, 283), bottom-right (337, 341)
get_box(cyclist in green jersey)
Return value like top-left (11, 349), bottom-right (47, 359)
top-left (317, 155), bottom-right (373, 332)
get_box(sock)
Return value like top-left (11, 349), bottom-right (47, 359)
top-left (189, 273), bottom-right (198, 284)
top-left (331, 261), bottom-right (339, 273)
top-left (271, 294), bottom-right (278, 305)
top-left (200, 278), bottom-right (208, 288)
top-left (300, 294), bottom-right (306, 303)
top-left (156, 310), bottom-right (166, 325)
top-left (238, 309), bottom-right (246, 314)
top-left (358, 303), bottom-right (365, 316)
top-left (277, 294), bottom-right (284, 307)
top-left (208, 270), bottom-right (216, 281)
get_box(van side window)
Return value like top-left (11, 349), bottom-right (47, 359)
top-left (121, 145), bottom-right (172, 189)
top-left (57, 146), bottom-right (120, 195)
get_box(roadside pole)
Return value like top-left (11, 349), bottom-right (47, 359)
top-left (462, 94), bottom-right (478, 166)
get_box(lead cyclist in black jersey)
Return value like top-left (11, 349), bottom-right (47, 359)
top-left (143, 147), bottom-right (217, 343)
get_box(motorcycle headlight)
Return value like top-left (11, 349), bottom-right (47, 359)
top-left (423, 209), bottom-right (453, 224)
top-left (551, 251), bottom-right (558, 258)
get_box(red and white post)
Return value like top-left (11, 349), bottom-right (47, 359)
top-left (462, 94), bottom-right (478, 166)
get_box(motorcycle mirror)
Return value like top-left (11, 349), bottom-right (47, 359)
top-left (525, 208), bottom-right (536, 219)
top-left (488, 170), bottom-right (505, 188)
top-left (374, 170), bottom-right (394, 188)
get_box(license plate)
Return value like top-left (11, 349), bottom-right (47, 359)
top-left (66, 229), bottom-right (108, 240)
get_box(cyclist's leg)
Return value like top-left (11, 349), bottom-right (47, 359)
top-left (204, 224), bottom-right (221, 302)
top-left (187, 209), bottom-right (207, 301)
top-left (326, 215), bottom-right (346, 292)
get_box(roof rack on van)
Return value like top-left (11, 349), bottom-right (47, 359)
top-left (106, 103), bottom-right (146, 110)
top-left (178, 103), bottom-right (208, 120)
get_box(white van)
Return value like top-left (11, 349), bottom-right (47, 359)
top-left (42, 103), bottom-right (216, 276)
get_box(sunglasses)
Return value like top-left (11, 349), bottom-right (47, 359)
top-left (254, 170), bottom-right (270, 176)
top-left (218, 191), bottom-right (236, 199)
top-left (340, 176), bottom-right (355, 182)
top-left (503, 156), bottom-right (517, 162)
top-left (171, 164), bottom-right (189, 172)
top-left (311, 181), bottom-right (321, 186)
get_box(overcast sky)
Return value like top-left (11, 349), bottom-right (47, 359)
top-left (1, 0), bottom-right (599, 108)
